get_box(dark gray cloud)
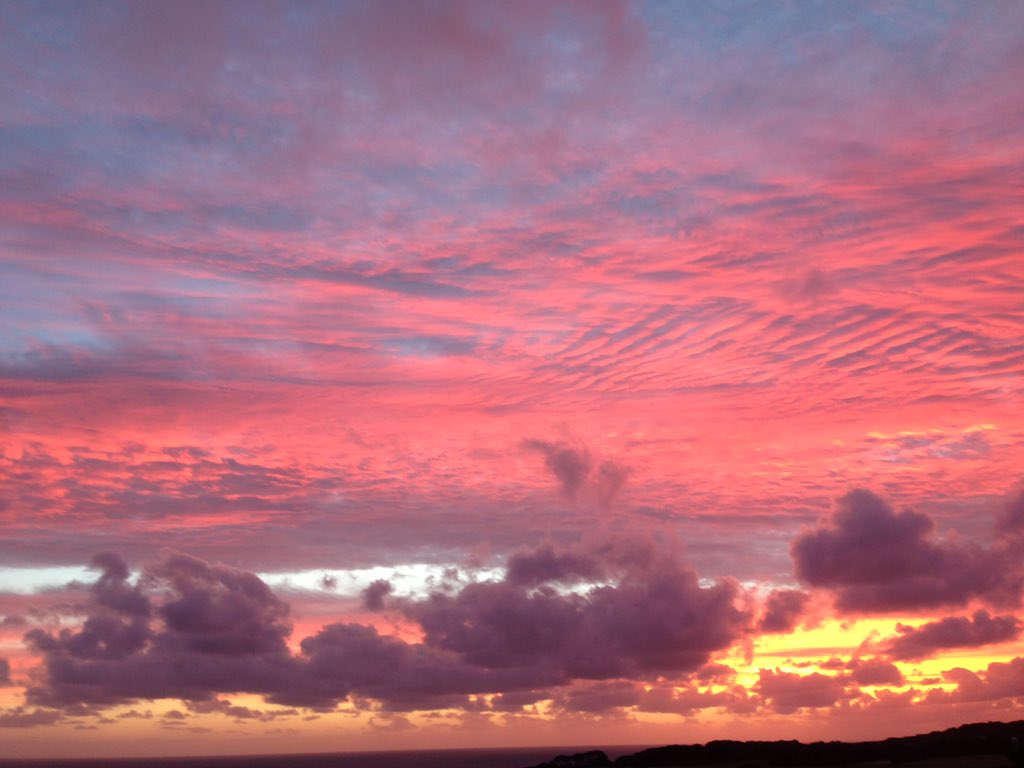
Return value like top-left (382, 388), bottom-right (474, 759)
top-left (884, 610), bottom-right (1022, 661)
top-left (0, 658), bottom-right (9, 685)
top-left (791, 489), bottom-right (1023, 611)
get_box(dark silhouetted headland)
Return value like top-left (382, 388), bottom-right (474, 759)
top-left (527, 720), bottom-right (1024, 767)
top-left (0, 746), bottom-right (635, 768)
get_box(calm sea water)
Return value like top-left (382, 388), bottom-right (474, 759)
top-left (0, 745), bottom-right (644, 768)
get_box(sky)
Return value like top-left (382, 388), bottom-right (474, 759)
top-left (1, 0), bottom-right (1024, 759)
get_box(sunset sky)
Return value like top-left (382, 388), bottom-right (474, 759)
top-left (2, 0), bottom-right (1024, 759)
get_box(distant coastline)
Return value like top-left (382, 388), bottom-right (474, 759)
top-left (3, 721), bottom-right (1023, 768)
top-left (527, 720), bottom-right (1024, 768)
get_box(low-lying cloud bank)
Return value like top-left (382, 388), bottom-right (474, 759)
top-left (8, 487), bottom-right (1024, 723)
top-left (21, 538), bottom-right (748, 713)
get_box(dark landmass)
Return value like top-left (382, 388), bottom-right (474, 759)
top-left (527, 721), bottom-right (1024, 768)
top-left (0, 746), bottom-right (575, 768)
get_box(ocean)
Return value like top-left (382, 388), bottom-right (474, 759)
top-left (0, 746), bottom-right (642, 768)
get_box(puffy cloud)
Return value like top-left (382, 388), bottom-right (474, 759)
top-left (556, 680), bottom-right (640, 713)
top-left (943, 657), bottom-right (1024, 703)
top-left (25, 553), bottom-right (151, 665)
top-left (522, 439), bottom-right (592, 500)
top-left (89, 552), bottom-right (150, 617)
top-left (521, 439), bottom-right (629, 505)
top-left (151, 552), bottom-right (292, 656)
top-left (505, 536), bottom-right (666, 588)
top-left (489, 689), bottom-right (550, 712)
top-left (636, 682), bottom-right (751, 716)
top-left (756, 669), bottom-right (850, 714)
top-left (22, 540), bottom-right (748, 713)
top-left (25, 552), bottom-right (298, 708)
top-left (404, 540), bottom-right (746, 681)
top-left (185, 698), bottom-right (296, 721)
top-left (0, 707), bottom-right (63, 728)
top-left (758, 589), bottom-right (809, 633)
top-left (998, 487), bottom-right (1024, 537)
top-left (318, 574), bottom-right (338, 591)
top-left (791, 489), bottom-right (1022, 611)
top-left (361, 579), bottom-right (393, 611)
top-left (884, 611), bottom-right (1022, 661)
top-left (504, 540), bottom-right (606, 587)
top-left (594, 461), bottom-right (630, 508)
top-left (282, 620), bottom-right (569, 712)
top-left (846, 658), bottom-right (903, 687)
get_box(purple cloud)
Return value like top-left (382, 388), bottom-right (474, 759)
top-left (846, 658), bottom-right (904, 687)
top-left (636, 682), bottom-right (750, 716)
top-left (791, 489), bottom-right (1023, 611)
top-left (756, 669), bottom-right (850, 714)
top-left (361, 579), bottom-right (393, 611)
top-left (153, 552), bottom-right (292, 656)
top-left (0, 707), bottom-right (63, 728)
top-left (522, 438), bottom-right (592, 500)
top-left (758, 589), bottom-right (810, 633)
top-left (504, 540), bottom-right (605, 587)
top-left (521, 439), bottom-right (631, 506)
top-left (404, 538), bottom-right (746, 681)
top-left (24, 552), bottom-right (298, 708)
top-left (884, 610), bottom-right (1022, 661)
top-left (942, 656), bottom-right (1024, 703)
top-left (22, 540), bottom-right (748, 713)
top-left (556, 680), bottom-right (639, 713)
top-left (998, 487), bottom-right (1024, 537)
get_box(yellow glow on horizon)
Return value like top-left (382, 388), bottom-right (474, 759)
top-left (712, 615), bottom-right (1023, 696)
